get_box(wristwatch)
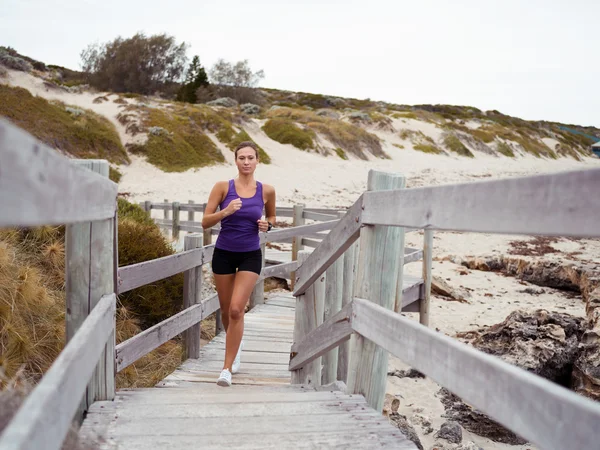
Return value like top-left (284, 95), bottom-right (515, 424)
top-left (267, 221), bottom-right (273, 232)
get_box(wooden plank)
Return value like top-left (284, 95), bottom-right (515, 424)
top-left (260, 219), bottom-right (339, 244)
top-left (117, 245), bottom-right (214, 294)
top-left (154, 218), bottom-right (172, 227)
top-left (347, 170), bottom-right (405, 413)
top-left (302, 210), bottom-right (338, 221)
top-left (351, 297), bottom-right (600, 450)
top-left (162, 371), bottom-right (290, 385)
top-left (420, 230), bottom-right (433, 325)
top-left (322, 215), bottom-right (344, 384)
top-left (183, 234), bottom-right (202, 359)
top-left (401, 275), bottom-right (424, 310)
top-left (199, 350), bottom-right (289, 365)
top-left (179, 223), bottom-right (204, 233)
top-left (338, 240), bottom-right (357, 383)
top-left (0, 119), bottom-right (118, 226)
top-left (290, 204), bottom-right (305, 291)
top-left (192, 339), bottom-right (291, 354)
top-left (300, 237), bottom-right (321, 248)
top-left (260, 260), bottom-right (298, 280)
top-left (362, 167), bottom-right (600, 237)
top-left (0, 294), bottom-right (115, 450)
top-left (293, 195), bottom-right (364, 296)
top-left (404, 247), bottom-right (423, 264)
top-left (115, 294), bottom-right (219, 372)
top-left (250, 243), bottom-right (267, 308)
top-left (172, 201), bottom-right (180, 240)
top-left (289, 302), bottom-right (353, 371)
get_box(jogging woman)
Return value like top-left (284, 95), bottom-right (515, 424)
top-left (201, 141), bottom-right (276, 387)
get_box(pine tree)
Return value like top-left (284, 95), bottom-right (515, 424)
top-left (176, 55), bottom-right (209, 103)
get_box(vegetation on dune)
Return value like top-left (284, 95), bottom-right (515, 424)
top-left (228, 129), bottom-right (271, 164)
top-left (126, 106), bottom-right (224, 172)
top-left (262, 118), bottom-right (315, 150)
top-left (334, 147), bottom-right (349, 160)
top-left (0, 85), bottom-right (129, 164)
top-left (496, 141), bottom-right (515, 157)
top-left (443, 134), bottom-right (474, 157)
top-left (413, 143), bottom-right (443, 154)
top-left (265, 107), bottom-right (387, 159)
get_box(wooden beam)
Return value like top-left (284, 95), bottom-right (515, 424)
top-left (347, 170), bottom-right (405, 413)
top-left (0, 294), bottom-right (115, 450)
top-left (260, 261), bottom-right (299, 280)
top-left (116, 294), bottom-right (219, 372)
top-left (303, 211), bottom-right (338, 221)
top-left (260, 219), bottom-right (339, 244)
top-left (362, 168), bottom-right (600, 237)
top-left (250, 243), bottom-right (267, 308)
top-left (117, 246), bottom-right (212, 294)
top-left (351, 297), bottom-right (600, 450)
top-left (183, 234), bottom-right (203, 359)
top-left (293, 195), bottom-right (364, 296)
top-left (289, 302), bottom-right (353, 371)
top-left (420, 230), bottom-right (433, 325)
top-left (290, 204), bottom-right (305, 291)
top-left (403, 247), bottom-right (423, 264)
top-left (338, 240), bottom-right (357, 383)
top-left (0, 119), bottom-right (118, 227)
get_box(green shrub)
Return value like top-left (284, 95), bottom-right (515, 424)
top-left (496, 141), bottom-right (515, 157)
top-left (229, 129), bottom-right (271, 164)
top-left (413, 144), bottom-right (442, 154)
top-left (444, 135), bottom-right (474, 157)
top-left (470, 128), bottom-right (495, 143)
top-left (117, 199), bottom-right (184, 328)
top-left (109, 167), bottom-right (122, 183)
top-left (127, 107), bottom-right (224, 172)
top-left (334, 147), bottom-right (348, 160)
top-left (391, 112), bottom-right (417, 120)
top-left (0, 85), bottom-right (129, 164)
top-left (392, 143), bottom-right (405, 149)
top-left (262, 118), bottom-right (315, 150)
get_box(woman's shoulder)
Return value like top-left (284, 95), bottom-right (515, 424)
top-left (260, 182), bottom-right (275, 194)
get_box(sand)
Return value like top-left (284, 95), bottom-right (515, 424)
top-left (5, 68), bottom-right (600, 449)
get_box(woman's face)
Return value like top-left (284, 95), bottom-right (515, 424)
top-left (236, 147), bottom-right (259, 175)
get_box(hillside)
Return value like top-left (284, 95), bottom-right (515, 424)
top-left (1, 48), bottom-right (598, 176)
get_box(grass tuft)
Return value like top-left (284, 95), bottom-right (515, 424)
top-left (228, 129), bottom-right (271, 164)
top-left (443, 135), bottom-right (474, 157)
top-left (413, 144), bottom-right (442, 154)
top-left (334, 147), bottom-right (348, 160)
top-left (262, 118), bottom-right (315, 150)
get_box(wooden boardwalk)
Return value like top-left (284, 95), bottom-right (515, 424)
top-left (79, 295), bottom-right (416, 449)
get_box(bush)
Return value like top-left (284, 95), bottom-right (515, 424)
top-left (229, 129), bottom-right (271, 164)
top-left (496, 141), bottom-right (515, 157)
top-left (109, 167), bottom-right (122, 183)
top-left (117, 199), bottom-right (184, 328)
top-left (443, 135), bottom-right (474, 157)
top-left (176, 55), bottom-right (209, 103)
top-left (413, 144), bottom-right (442, 154)
top-left (262, 118), bottom-right (315, 150)
top-left (81, 33), bottom-right (188, 95)
top-left (126, 106), bottom-right (225, 172)
top-left (0, 85), bottom-right (129, 164)
top-left (334, 147), bottom-right (348, 160)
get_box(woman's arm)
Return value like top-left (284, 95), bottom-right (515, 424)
top-left (258, 184), bottom-right (276, 232)
top-left (201, 182), bottom-right (241, 229)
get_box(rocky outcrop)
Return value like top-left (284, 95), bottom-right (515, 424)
top-left (446, 309), bottom-right (587, 444)
top-left (573, 286), bottom-right (600, 400)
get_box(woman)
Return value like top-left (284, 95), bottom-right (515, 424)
top-left (202, 141), bottom-right (276, 387)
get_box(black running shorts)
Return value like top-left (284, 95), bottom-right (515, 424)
top-left (211, 247), bottom-right (262, 275)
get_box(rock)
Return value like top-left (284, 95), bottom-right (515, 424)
top-left (347, 111), bottom-right (371, 122)
top-left (207, 97), bottom-right (238, 108)
top-left (456, 442), bottom-right (484, 450)
top-left (149, 126), bottom-right (169, 136)
top-left (382, 393), bottom-right (400, 416)
top-left (573, 286), bottom-right (600, 400)
top-left (388, 368), bottom-right (425, 379)
top-left (411, 413), bottom-right (432, 428)
top-left (435, 421), bottom-right (462, 444)
top-left (65, 106), bottom-right (84, 117)
top-left (0, 51), bottom-right (32, 72)
top-left (432, 276), bottom-right (471, 303)
top-left (269, 105), bottom-right (283, 111)
top-left (240, 103), bottom-right (260, 115)
top-left (316, 109), bottom-right (340, 119)
top-left (388, 413), bottom-right (424, 450)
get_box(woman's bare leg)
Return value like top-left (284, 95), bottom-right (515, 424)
top-left (223, 271), bottom-right (259, 370)
top-left (214, 274), bottom-right (235, 332)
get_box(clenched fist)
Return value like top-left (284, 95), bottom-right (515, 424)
top-left (257, 219), bottom-right (270, 232)
top-left (224, 198), bottom-right (242, 216)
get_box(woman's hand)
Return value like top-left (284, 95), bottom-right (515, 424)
top-left (223, 198), bottom-right (242, 217)
top-left (257, 219), bottom-right (270, 232)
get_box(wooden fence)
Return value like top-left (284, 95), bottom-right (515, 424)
top-left (3, 116), bottom-right (600, 450)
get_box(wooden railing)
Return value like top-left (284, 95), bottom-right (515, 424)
top-left (289, 167), bottom-right (600, 450)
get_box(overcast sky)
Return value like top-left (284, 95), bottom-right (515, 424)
top-left (2, 0), bottom-right (598, 126)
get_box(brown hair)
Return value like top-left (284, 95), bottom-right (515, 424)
top-left (234, 141), bottom-right (259, 159)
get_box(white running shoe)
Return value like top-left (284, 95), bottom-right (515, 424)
top-left (232, 340), bottom-right (244, 374)
top-left (217, 368), bottom-right (232, 387)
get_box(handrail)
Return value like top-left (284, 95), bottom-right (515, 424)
top-left (0, 119), bottom-right (118, 227)
top-left (350, 297), bottom-right (600, 450)
top-left (362, 167), bottom-right (600, 237)
top-left (0, 294), bottom-right (116, 450)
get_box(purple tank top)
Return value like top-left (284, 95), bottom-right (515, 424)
top-left (215, 179), bottom-right (264, 252)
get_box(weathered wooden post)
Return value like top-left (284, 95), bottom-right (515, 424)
top-left (172, 201), bottom-right (180, 241)
top-left (249, 242), bottom-right (267, 308)
top-left (347, 169), bottom-right (406, 412)
top-left (420, 229), bottom-right (433, 326)
top-left (202, 203), bottom-right (212, 246)
top-left (66, 159), bottom-right (116, 421)
top-left (337, 239), bottom-right (357, 383)
top-left (291, 251), bottom-right (322, 386)
top-left (144, 200), bottom-right (152, 217)
top-left (321, 211), bottom-right (345, 385)
top-left (290, 203), bottom-right (305, 290)
top-left (188, 199), bottom-right (195, 223)
top-left (183, 233), bottom-right (203, 359)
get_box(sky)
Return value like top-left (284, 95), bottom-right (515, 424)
top-left (2, 0), bottom-right (599, 126)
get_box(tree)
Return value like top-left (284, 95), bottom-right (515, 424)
top-left (176, 55), bottom-right (209, 103)
top-left (209, 59), bottom-right (265, 88)
top-left (80, 33), bottom-right (188, 95)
